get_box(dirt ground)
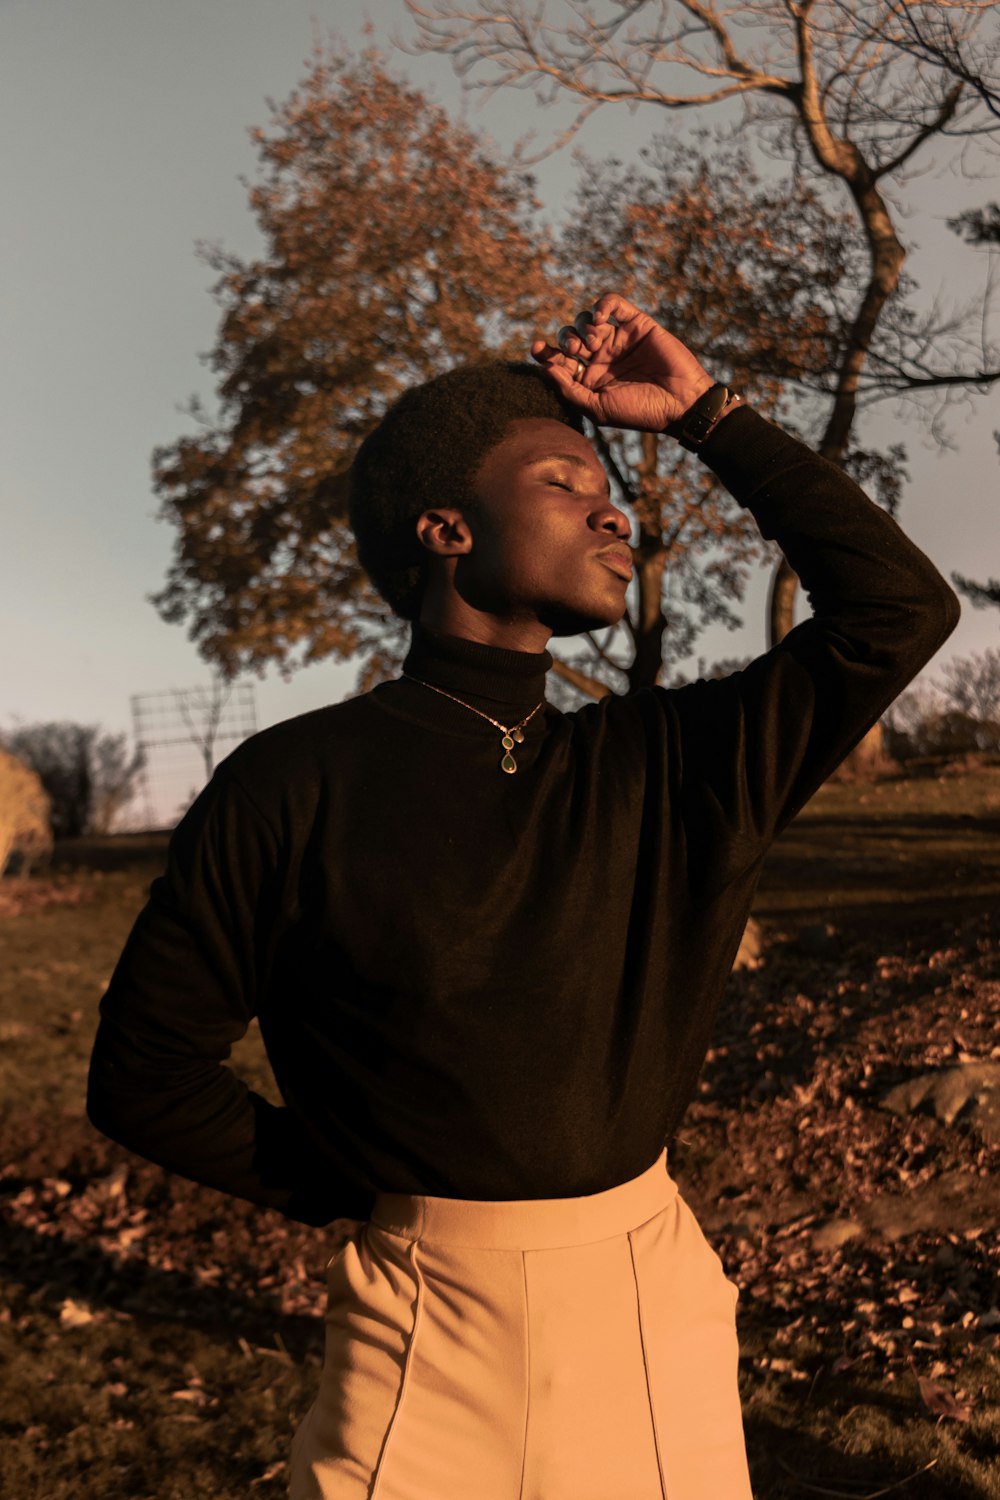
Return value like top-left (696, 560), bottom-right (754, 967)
top-left (1, 762), bottom-right (998, 1498)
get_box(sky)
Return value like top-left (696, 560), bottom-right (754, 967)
top-left (2, 0), bottom-right (998, 824)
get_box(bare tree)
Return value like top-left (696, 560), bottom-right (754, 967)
top-left (884, 649), bottom-right (1000, 756)
top-left (172, 682), bottom-right (234, 783)
top-left (937, 646), bottom-right (1000, 729)
top-left (403, 0), bottom-right (1000, 650)
top-left (952, 426), bottom-right (1000, 615)
top-left (952, 572), bottom-right (1000, 611)
top-left (881, 679), bottom-right (941, 759)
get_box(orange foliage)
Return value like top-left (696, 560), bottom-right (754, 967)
top-left (152, 48), bottom-right (856, 694)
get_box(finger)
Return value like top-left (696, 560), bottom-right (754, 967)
top-left (589, 290), bottom-right (646, 329)
top-left (539, 356), bottom-right (603, 418)
top-left (531, 340), bottom-right (590, 381)
top-left (531, 339), bottom-right (585, 374)
top-left (571, 310), bottom-right (615, 360)
top-left (557, 324), bottom-right (586, 356)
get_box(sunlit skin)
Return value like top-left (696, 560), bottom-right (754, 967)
top-left (417, 291), bottom-right (717, 652)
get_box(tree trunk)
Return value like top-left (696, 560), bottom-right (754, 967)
top-left (763, 140), bottom-right (907, 774)
top-left (767, 555), bottom-right (800, 651)
top-left (627, 432), bottom-right (669, 692)
top-left (628, 542), bottom-right (669, 691)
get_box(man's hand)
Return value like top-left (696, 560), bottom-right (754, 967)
top-left (530, 291), bottom-right (715, 432)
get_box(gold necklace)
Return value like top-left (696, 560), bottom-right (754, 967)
top-left (402, 675), bottom-right (544, 774)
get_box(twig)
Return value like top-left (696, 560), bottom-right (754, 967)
top-left (776, 1455), bottom-right (938, 1499)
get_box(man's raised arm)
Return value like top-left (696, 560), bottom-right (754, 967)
top-left (668, 404), bottom-right (959, 861)
top-left (533, 290), bottom-right (960, 864)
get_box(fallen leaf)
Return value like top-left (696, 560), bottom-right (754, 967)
top-left (58, 1298), bottom-right (94, 1329)
top-left (915, 1374), bottom-right (973, 1421)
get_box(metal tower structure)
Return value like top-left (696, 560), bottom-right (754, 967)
top-left (130, 681), bottom-right (258, 829)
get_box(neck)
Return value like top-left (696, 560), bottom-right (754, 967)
top-left (418, 594), bottom-right (553, 655)
top-left (402, 623), bottom-right (551, 722)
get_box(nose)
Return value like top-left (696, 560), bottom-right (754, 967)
top-left (589, 501), bottom-right (633, 543)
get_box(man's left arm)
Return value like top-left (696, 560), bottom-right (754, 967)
top-left (666, 404), bottom-right (960, 852)
top-left (533, 291), bottom-right (960, 854)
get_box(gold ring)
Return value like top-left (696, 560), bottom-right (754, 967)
top-left (574, 359), bottom-right (586, 381)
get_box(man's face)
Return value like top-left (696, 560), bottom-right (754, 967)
top-left (458, 418), bottom-right (634, 636)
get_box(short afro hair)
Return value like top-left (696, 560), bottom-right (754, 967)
top-left (348, 360), bottom-right (586, 620)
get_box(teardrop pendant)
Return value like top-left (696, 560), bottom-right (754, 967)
top-left (401, 675), bottom-right (543, 777)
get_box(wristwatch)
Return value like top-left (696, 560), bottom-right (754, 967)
top-left (666, 383), bottom-right (743, 452)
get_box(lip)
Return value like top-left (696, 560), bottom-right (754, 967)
top-left (597, 548), bottom-right (634, 580)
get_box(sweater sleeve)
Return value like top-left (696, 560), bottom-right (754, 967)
top-left (86, 764), bottom-right (371, 1226)
top-left (659, 406), bottom-right (960, 882)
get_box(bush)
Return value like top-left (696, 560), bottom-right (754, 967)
top-left (0, 723), bottom-right (143, 839)
top-left (0, 749), bottom-right (52, 876)
top-left (884, 654), bottom-right (1000, 762)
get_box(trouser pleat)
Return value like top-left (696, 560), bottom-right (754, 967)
top-left (628, 1198), bottom-right (754, 1500)
top-left (287, 1153), bottom-right (753, 1500)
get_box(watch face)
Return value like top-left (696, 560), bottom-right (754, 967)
top-left (676, 386), bottom-right (738, 450)
top-left (683, 387), bottom-right (727, 443)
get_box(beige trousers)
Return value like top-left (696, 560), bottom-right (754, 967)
top-left (288, 1148), bottom-right (753, 1499)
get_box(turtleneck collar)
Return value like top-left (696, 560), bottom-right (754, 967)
top-left (402, 624), bottom-right (551, 719)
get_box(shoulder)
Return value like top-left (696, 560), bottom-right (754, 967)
top-left (561, 684), bottom-right (679, 761)
top-left (564, 677), bottom-right (738, 756)
top-left (566, 682), bottom-right (694, 727)
top-left (211, 693), bottom-right (383, 815)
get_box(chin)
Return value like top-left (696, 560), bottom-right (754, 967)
top-left (544, 598), bottom-right (628, 636)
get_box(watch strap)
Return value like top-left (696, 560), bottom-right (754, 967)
top-left (667, 383), bottom-right (743, 451)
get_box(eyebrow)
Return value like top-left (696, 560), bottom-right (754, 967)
top-left (527, 453), bottom-right (611, 493)
top-left (527, 453), bottom-right (591, 469)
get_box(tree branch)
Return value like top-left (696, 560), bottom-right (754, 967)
top-left (859, 365), bottom-right (1000, 397)
top-left (875, 81), bottom-right (965, 178)
top-left (584, 629), bottom-right (631, 676)
top-left (591, 426), bottom-right (638, 504)
top-left (549, 657), bottom-right (615, 699)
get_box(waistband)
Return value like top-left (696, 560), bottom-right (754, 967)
top-left (369, 1148), bottom-right (677, 1250)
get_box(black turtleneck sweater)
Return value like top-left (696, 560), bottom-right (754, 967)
top-left (86, 408), bottom-right (959, 1226)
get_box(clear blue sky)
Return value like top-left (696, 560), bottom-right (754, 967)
top-left (2, 0), bottom-right (997, 821)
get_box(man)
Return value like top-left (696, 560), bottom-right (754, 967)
top-left (88, 293), bottom-right (959, 1498)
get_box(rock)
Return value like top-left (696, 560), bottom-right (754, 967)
top-left (796, 921), bottom-right (840, 958)
top-left (812, 1217), bottom-right (864, 1251)
top-left (880, 1063), bottom-right (1000, 1142)
top-left (732, 917), bottom-right (764, 971)
top-left (852, 1167), bottom-right (1000, 1242)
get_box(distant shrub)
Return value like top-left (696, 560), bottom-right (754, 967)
top-left (0, 722), bottom-right (143, 838)
top-left (884, 655), bottom-right (1000, 762)
top-left (0, 749), bottom-right (52, 876)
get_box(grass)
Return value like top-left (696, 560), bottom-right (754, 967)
top-left (754, 762), bottom-right (1000, 928)
top-left (1, 762), bottom-right (999, 1498)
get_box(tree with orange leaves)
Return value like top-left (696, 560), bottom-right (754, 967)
top-left (152, 48), bottom-right (557, 688)
top-left (152, 46), bottom-right (873, 700)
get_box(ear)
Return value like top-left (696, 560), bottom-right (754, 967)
top-left (415, 507), bottom-right (474, 558)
